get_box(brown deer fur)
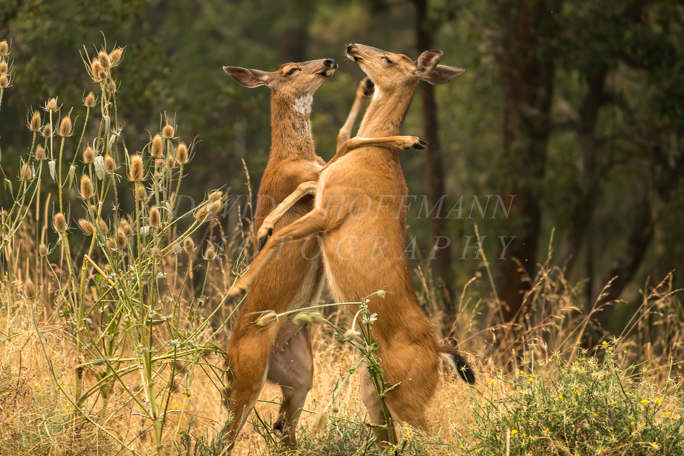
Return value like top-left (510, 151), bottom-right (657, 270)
top-left (226, 44), bottom-right (473, 449)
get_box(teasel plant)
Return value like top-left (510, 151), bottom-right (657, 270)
top-left (1, 36), bottom-right (247, 455)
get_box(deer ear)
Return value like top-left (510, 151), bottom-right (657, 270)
top-left (223, 66), bottom-right (269, 88)
top-left (413, 49), bottom-right (444, 77)
top-left (421, 65), bottom-right (465, 85)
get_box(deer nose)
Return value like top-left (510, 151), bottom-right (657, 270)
top-left (346, 44), bottom-right (355, 53)
top-left (324, 59), bottom-right (337, 68)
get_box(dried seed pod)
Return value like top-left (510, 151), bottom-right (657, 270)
top-left (54, 213), bottom-right (67, 233)
top-left (80, 175), bottom-right (94, 199)
top-left (83, 146), bottom-right (95, 164)
top-left (151, 247), bottom-right (160, 257)
top-left (98, 51), bottom-right (111, 70)
top-left (99, 220), bottom-right (109, 234)
top-left (149, 206), bottom-right (161, 229)
top-left (166, 155), bottom-right (175, 169)
top-left (155, 158), bottom-right (164, 167)
top-left (39, 243), bottom-right (49, 256)
top-left (78, 219), bottom-right (95, 235)
top-left (107, 238), bottom-right (117, 253)
top-left (104, 155), bottom-right (116, 173)
top-left (46, 97), bottom-right (58, 112)
top-left (59, 116), bottom-right (72, 137)
top-left (210, 200), bottom-right (222, 214)
top-left (135, 185), bottom-right (147, 201)
top-left (120, 220), bottom-right (133, 237)
top-left (176, 142), bottom-right (188, 165)
top-left (171, 243), bottom-right (181, 255)
top-left (116, 228), bottom-right (127, 249)
top-left (183, 237), bottom-right (194, 255)
top-left (153, 171), bottom-right (160, 180)
top-left (35, 146), bottom-right (45, 160)
top-left (0, 74), bottom-right (8, 89)
top-left (209, 191), bottom-right (222, 202)
top-left (89, 204), bottom-right (97, 212)
top-left (162, 124), bottom-right (174, 139)
top-left (91, 59), bottom-right (105, 82)
top-left (129, 154), bottom-right (143, 182)
top-left (109, 48), bottom-right (123, 67)
top-left (0, 41), bottom-right (8, 56)
top-left (107, 81), bottom-right (116, 93)
top-left (0, 62), bottom-right (6, 74)
top-left (194, 205), bottom-right (209, 220)
top-left (42, 124), bottom-right (52, 138)
top-left (20, 163), bottom-right (32, 181)
top-left (30, 111), bottom-right (42, 132)
top-left (25, 281), bottom-right (36, 299)
top-left (84, 92), bottom-right (96, 108)
top-left (205, 245), bottom-right (217, 261)
top-left (151, 134), bottom-right (163, 157)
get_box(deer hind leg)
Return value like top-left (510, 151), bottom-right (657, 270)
top-left (360, 364), bottom-right (398, 453)
top-left (256, 180), bottom-right (318, 251)
top-left (323, 135), bottom-right (427, 171)
top-left (222, 327), bottom-right (274, 453)
top-left (228, 208), bottom-right (334, 299)
top-left (267, 325), bottom-right (314, 449)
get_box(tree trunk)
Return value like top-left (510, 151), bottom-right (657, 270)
top-left (494, 0), bottom-right (557, 324)
top-left (412, 0), bottom-right (455, 335)
top-left (275, 0), bottom-right (313, 64)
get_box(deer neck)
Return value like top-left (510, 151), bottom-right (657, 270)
top-left (357, 81), bottom-right (418, 138)
top-left (269, 93), bottom-right (317, 163)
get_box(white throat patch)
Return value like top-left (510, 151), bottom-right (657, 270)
top-left (294, 94), bottom-right (313, 115)
top-left (373, 87), bottom-right (383, 100)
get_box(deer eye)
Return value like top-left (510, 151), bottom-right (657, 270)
top-left (382, 56), bottom-right (393, 64)
top-left (286, 68), bottom-right (300, 76)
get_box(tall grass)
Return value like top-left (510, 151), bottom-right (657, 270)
top-left (0, 37), bottom-right (683, 455)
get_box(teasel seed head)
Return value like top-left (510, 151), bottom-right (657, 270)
top-left (152, 171), bottom-right (160, 180)
top-left (151, 134), bottom-right (163, 157)
top-left (116, 228), bottom-right (127, 249)
top-left (83, 146), bottom-right (95, 164)
top-left (25, 281), bottom-right (36, 299)
top-left (171, 243), bottom-right (181, 255)
top-left (209, 191), bottom-right (222, 202)
top-left (30, 111), bottom-right (42, 132)
top-left (149, 206), bottom-right (161, 229)
top-left (84, 92), bottom-right (96, 108)
top-left (104, 155), bottom-right (116, 173)
top-left (120, 220), bottom-right (134, 237)
top-left (91, 59), bottom-right (105, 82)
top-left (255, 311), bottom-right (278, 328)
top-left (80, 175), bottom-right (94, 199)
top-left (135, 185), bottom-right (147, 201)
top-left (151, 247), bottom-right (161, 257)
top-left (194, 205), bottom-right (209, 220)
top-left (109, 48), bottom-right (123, 67)
top-left (78, 219), bottom-right (95, 235)
top-left (166, 155), bottom-right (176, 169)
top-left (183, 237), bottom-right (194, 255)
top-left (99, 220), bottom-right (109, 234)
top-left (210, 200), bottom-right (222, 215)
top-left (0, 62), bottom-right (6, 74)
top-left (98, 51), bottom-right (111, 70)
top-left (176, 142), bottom-right (188, 165)
top-left (42, 124), bottom-right (52, 138)
top-left (107, 81), bottom-right (117, 93)
top-left (46, 97), bottom-right (58, 112)
top-left (0, 41), bottom-right (8, 56)
top-left (35, 146), bottom-right (45, 160)
top-left (54, 213), bottom-right (67, 233)
top-left (39, 243), bottom-right (49, 256)
top-left (154, 158), bottom-right (163, 168)
top-left (89, 204), bottom-right (97, 212)
top-left (0, 74), bottom-right (8, 89)
top-left (20, 163), bottom-right (32, 182)
top-left (107, 238), bottom-right (117, 253)
top-left (162, 124), bottom-right (174, 139)
top-left (129, 154), bottom-right (144, 182)
top-left (59, 115), bottom-right (72, 137)
top-left (205, 245), bottom-right (217, 261)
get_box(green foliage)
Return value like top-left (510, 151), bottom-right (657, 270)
top-left (467, 345), bottom-right (684, 455)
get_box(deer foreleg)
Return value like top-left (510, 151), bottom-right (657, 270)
top-left (336, 77), bottom-right (374, 151)
top-left (323, 135), bottom-right (427, 171)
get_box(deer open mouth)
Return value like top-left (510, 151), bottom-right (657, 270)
top-left (318, 68), bottom-right (336, 77)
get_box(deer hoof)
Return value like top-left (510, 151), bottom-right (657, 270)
top-left (363, 77), bottom-right (375, 96)
top-left (257, 228), bottom-right (273, 252)
top-left (412, 140), bottom-right (427, 150)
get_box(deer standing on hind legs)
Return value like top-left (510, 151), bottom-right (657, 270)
top-left (227, 44), bottom-right (475, 451)
top-left (220, 59), bottom-right (415, 453)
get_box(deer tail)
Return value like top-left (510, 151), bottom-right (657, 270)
top-left (437, 344), bottom-right (475, 385)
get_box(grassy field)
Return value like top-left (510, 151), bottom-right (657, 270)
top-left (1, 37), bottom-right (684, 455)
